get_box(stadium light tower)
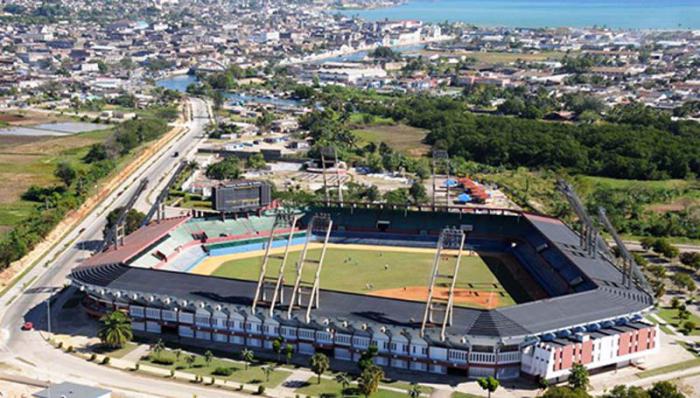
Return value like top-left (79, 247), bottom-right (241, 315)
top-left (287, 214), bottom-right (333, 323)
top-left (431, 150), bottom-right (450, 210)
top-left (598, 207), bottom-right (652, 293)
top-left (421, 227), bottom-right (467, 341)
top-left (100, 178), bottom-right (148, 252)
top-left (252, 210), bottom-right (299, 314)
top-left (320, 147), bottom-right (343, 206)
top-left (557, 179), bottom-right (599, 258)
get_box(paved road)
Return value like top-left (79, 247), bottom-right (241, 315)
top-left (0, 98), bottom-right (249, 398)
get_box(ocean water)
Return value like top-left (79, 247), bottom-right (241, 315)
top-left (337, 0), bottom-right (700, 29)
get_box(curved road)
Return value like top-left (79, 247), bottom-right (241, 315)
top-left (0, 98), bottom-right (247, 397)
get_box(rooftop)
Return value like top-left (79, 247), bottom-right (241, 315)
top-left (70, 206), bottom-right (654, 340)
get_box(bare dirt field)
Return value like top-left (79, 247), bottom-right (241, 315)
top-left (369, 286), bottom-right (502, 309)
top-left (0, 110), bottom-right (73, 126)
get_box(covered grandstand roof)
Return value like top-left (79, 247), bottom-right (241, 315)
top-left (80, 216), bottom-right (190, 267)
top-left (70, 206), bottom-right (654, 340)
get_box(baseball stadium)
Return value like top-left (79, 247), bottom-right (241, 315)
top-left (69, 200), bottom-right (658, 382)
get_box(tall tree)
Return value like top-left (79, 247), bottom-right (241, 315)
top-left (335, 373), bottom-right (352, 396)
top-left (357, 364), bottom-right (383, 398)
top-left (285, 343), bottom-right (294, 364)
top-left (54, 162), bottom-right (77, 187)
top-left (309, 353), bottom-right (330, 384)
top-left (240, 348), bottom-right (254, 370)
top-left (272, 338), bottom-right (282, 362)
top-left (206, 156), bottom-right (241, 180)
top-left (408, 383), bottom-right (422, 398)
top-left (568, 363), bottom-right (590, 391)
top-left (97, 311), bottom-right (132, 348)
top-left (477, 376), bottom-right (500, 398)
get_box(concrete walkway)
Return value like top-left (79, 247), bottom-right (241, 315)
top-left (122, 344), bottom-right (150, 363)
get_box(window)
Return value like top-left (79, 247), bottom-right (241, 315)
top-left (352, 336), bottom-right (370, 348)
top-left (195, 315), bottom-right (210, 326)
top-left (282, 326), bottom-right (296, 337)
top-left (298, 329), bottom-right (315, 340)
top-left (336, 334), bottom-right (351, 345)
top-left (129, 306), bottom-right (144, 318)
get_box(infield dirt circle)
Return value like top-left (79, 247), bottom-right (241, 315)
top-left (369, 286), bottom-right (501, 310)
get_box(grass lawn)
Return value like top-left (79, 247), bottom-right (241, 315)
top-left (656, 307), bottom-right (700, 336)
top-left (646, 315), bottom-right (676, 335)
top-left (294, 377), bottom-right (420, 398)
top-left (636, 358), bottom-right (700, 379)
top-left (0, 128), bottom-right (113, 234)
top-left (93, 342), bottom-right (139, 359)
top-left (381, 379), bottom-right (433, 394)
top-left (578, 176), bottom-right (696, 191)
top-left (140, 350), bottom-right (290, 388)
top-left (352, 124), bottom-right (430, 156)
top-left (211, 246), bottom-right (515, 309)
top-left (451, 392), bottom-right (485, 398)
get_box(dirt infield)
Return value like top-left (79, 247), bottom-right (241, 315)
top-left (369, 286), bottom-right (502, 309)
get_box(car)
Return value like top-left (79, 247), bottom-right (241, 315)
top-left (21, 321), bottom-right (33, 331)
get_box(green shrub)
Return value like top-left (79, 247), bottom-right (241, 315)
top-left (257, 385), bottom-right (265, 395)
top-left (213, 367), bottom-right (233, 376)
top-left (150, 354), bottom-right (175, 365)
top-left (89, 353), bottom-right (97, 361)
top-left (101, 356), bottom-right (111, 365)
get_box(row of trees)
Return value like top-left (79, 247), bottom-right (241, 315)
top-left (309, 86), bottom-right (700, 180)
top-left (586, 185), bottom-right (700, 240)
top-left (97, 311), bottom-right (688, 398)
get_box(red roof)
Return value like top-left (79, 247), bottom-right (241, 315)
top-left (81, 216), bottom-right (190, 267)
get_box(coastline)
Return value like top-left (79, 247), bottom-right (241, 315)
top-left (332, 0), bottom-right (700, 30)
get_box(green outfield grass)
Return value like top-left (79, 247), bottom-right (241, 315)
top-left (210, 246), bottom-right (517, 309)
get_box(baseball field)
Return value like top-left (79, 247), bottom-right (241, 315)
top-left (196, 244), bottom-right (519, 309)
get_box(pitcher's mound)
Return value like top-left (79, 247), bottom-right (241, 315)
top-left (368, 286), bottom-right (501, 309)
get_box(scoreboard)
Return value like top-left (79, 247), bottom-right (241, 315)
top-left (211, 180), bottom-right (272, 212)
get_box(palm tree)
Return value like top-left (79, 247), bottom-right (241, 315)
top-left (186, 354), bottom-right (196, 368)
top-left (262, 365), bottom-right (275, 382)
top-left (309, 353), bottom-right (330, 384)
top-left (240, 349), bottom-right (254, 370)
top-left (335, 373), bottom-right (352, 396)
top-left (152, 338), bottom-right (165, 355)
top-left (285, 344), bottom-right (294, 365)
top-left (358, 365), bottom-right (383, 398)
top-left (272, 338), bottom-right (282, 362)
top-left (97, 311), bottom-right (132, 348)
top-left (408, 383), bottom-right (422, 398)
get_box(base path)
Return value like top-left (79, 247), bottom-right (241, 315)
top-left (369, 286), bottom-right (501, 309)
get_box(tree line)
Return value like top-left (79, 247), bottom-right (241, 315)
top-left (0, 118), bottom-right (170, 270)
top-left (380, 96), bottom-right (699, 180)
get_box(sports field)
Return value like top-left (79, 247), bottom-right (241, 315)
top-left (203, 244), bottom-right (519, 309)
